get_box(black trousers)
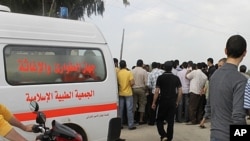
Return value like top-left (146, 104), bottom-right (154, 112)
top-left (145, 92), bottom-right (157, 124)
top-left (156, 100), bottom-right (176, 140)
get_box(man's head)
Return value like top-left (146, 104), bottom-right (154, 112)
top-left (113, 58), bottom-right (118, 67)
top-left (172, 60), bottom-right (177, 69)
top-left (240, 65), bottom-right (247, 73)
top-left (181, 62), bottom-right (188, 69)
top-left (151, 62), bottom-right (158, 69)
top-left (143, 64), bottom-right (150, 72)
top-left (197, 62), bottom-right (203, 70)
top-left (136, 59), bottom-right (144, 67)
top-left (164, 61), bottom-right (173, 72)
top-left (119, 60), bottom-right (127, 69)
top-left (225, 35), bottom-right (247, 59)
top-left (174, 59), bottom-right (179, 67)
top-left (187, 61), bottom-right (193, 67)
top-left (217, 58), bottom-right (227, 68)
top-left (207, 58), bottom-right (214, 66)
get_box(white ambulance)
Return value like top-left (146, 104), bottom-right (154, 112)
top-left (0, 5), bottom-right (120, 141)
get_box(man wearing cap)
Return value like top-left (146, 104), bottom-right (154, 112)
top-left (152, 61), bottom-right (182, 141)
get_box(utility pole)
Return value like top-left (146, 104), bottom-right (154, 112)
top-left (120, 28), bottom-right (125, 61)
top-left (42, 0), bottom-right (45, 16)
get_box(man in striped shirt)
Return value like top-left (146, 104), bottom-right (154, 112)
top-left (244, 79), bottom-right (250, 119)
top-left (146, 62), bottom-right (164, 125)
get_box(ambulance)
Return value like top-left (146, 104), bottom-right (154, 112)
top-left (0, 5), bottom-right (121, 141)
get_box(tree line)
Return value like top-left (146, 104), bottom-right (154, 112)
top-left (0, 0), bottom-right (130, 20)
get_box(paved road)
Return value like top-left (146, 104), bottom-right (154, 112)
top-left (120, 121), bottom-right (211, 141)
top-left (120, 119), bottom-right (250, 141)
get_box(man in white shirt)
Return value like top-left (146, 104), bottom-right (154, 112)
top-left (176, 62), bottom-right (190, 122)
top-left (186, 62), bottom-right (207, 125)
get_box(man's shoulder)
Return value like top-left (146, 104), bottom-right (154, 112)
top-left (177, 69), bottom-right (186, 74)
top-left (173, 74), bottom-right (181, 80)
top-left (118, 69), bottom-right (131, 74)
top-left (150, 69), bottom-right (163, 74)
top-left (137, 67), bottom-right (148, 74)
top-left (161, 72), bottom-right (177, 77)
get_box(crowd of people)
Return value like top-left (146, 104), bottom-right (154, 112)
top-left (115, 34), bottom-right (250, 141)
top-left (1, 34), bottom-right (250, 141)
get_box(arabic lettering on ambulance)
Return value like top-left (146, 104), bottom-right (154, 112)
top-left (26, 89), bottom-right (95, 102)
top-left (18, 58), bottom-right (52, 75)
top-left (86, 113), bottom-right (109, 119)
top-left (18, 58), bottom-right (96, 75)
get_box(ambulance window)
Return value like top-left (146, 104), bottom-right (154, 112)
top-left (4, 45), bottom-right (106, 85)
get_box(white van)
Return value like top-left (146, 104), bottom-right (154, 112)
top-left (0, 6), bottom-right (121, 141)
top-left (0, 5), bottom-right (10, 12)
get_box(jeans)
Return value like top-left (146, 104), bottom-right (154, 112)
top-left (119, 96), bottom-right (134, 128)
top-left (177, 93), bottom-right (189, 122)
top-left (211, 137), bottom-right (222, 141)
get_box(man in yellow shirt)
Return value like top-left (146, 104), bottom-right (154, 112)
top-left (117, 60), bottom-right (136, 130)
top-left (0, 104), bottom-right (33, 141)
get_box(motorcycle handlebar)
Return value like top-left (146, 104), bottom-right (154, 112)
top-left (32, 124), bottom-right (45, 133)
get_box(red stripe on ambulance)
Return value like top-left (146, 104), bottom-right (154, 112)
top-left (14, 103), bottom-right (117, 121)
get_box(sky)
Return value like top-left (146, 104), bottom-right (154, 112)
top-left (85, 0), bottom-right (250, 69)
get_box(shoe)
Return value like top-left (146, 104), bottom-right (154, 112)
top-left (128, 126), bottom-right (136, 130)
top-left (161, 137), bottom-right (168, 141)
top-left (116, 138), bottom-right (126, 141)
top-left (199, 125), bottom-right (206, 129)
top-left (148, 122), bottom-right (155, 126)
top-left (134, 122), bottom-right (139, 126)
top-left (139, 121), bottom-right (146, 125)
top-left (186, 122), bottom-right (196, 125)
top-left (175, 120), bottom-right (182, 123)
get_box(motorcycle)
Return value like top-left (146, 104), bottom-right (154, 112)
top-left (29, 101), bottom-right (83, 141)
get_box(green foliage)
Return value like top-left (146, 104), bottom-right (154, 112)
top-left (0, 0), bottom-right (42, 15)
top-left (0, 0), bottom-right (129, 20)
top-left (123, 0), bottom-right (130, 6)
